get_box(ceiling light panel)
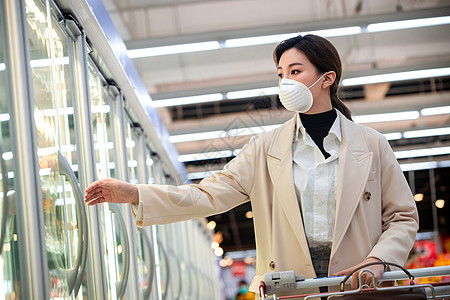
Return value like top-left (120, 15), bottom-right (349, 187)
top-left (367, 16), bottom-right (450, 33)
top-left (400, 160), bottom-right (450, 171)
top-left (151, 93), bottom-right (223, 108)
top-left (342, 67), bottom-right (450, 86)
top-left (127, 41), bottom-right (221, 58)
top-left (395, 146), bottom-right (450, 159)
top-left (403, 127), bottom-right (450, 139)
top-left (353, 111), bottom-right (420, 123)
top-left (421, 105), bottom-right (450, 116)
top-left (226, 87), bottom-right (279, 99)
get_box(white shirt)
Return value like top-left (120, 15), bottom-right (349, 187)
top-left (292, 111), bottom-right (341, 248)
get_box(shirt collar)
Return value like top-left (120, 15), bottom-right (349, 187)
top-left (295, 108), bottom-right (342, 142)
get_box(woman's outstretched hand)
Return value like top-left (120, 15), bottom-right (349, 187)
top-left (332, 257), bottom-right (386, 289)
top-left (84, 178), bottom-right (139, 206)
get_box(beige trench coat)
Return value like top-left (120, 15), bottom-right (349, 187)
top-left (132, 111), bottom-right (419, 295)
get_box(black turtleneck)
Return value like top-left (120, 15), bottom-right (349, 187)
top-left (300, 109), bottom-right (337, 159)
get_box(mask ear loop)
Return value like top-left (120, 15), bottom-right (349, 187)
top-left (307, 72), bottom-right (329, 89)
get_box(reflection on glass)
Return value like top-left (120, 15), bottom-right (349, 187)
top-left (0, 2), bottom-right (20, 298)
top-left (126, 122), bottom-right (138, 184)
top-left (25, 0), bottom-right (85, 298)
top-left (89, 59), bottom-right (125, 299)
top-left (125, 124), bottom-right (153, 298)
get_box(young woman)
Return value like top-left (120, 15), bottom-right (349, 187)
top-left (85, 34), bottom-right (419, 297)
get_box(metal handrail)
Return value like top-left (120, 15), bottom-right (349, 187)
top-left (157, 236), bottom-right (171, 300)
top-left (58, 151), bottom-right (89, 297)
top-left (296, 265), bottom-right (450, 290)
top-left (168, 247), bottom-right (183, 300)
top-left (109, 203), bottom-right (130, 300)
top-left (138, 228), bottom-right (155, 300)
top-left (261, 265), bottom-right (450, 299)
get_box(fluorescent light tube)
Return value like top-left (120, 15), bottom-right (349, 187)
top-left (179, 148), bottom-right (243, 163)
top-left (395, 146), bottom-right (450, 159)
top-left (400, 160), bottom-right (450, 171)
top-left (342, 67), bottom-right (450, 86)
top-left (224, 33), bottom-right (297, 48)
top-left (127, 41), bottom-right (221, 58)
top-left (367, 16), bottom-right (450, 33)
top-left (421, 105), bottom-right (450, 116)
top-left (403, 127), bottom-right (450, 138)
top-left (226, 87), bottom-right (278, 99)
top-left (169, 130), bottom-right (226, 143)
top-left (170, 124), bottom-right (280, 143)
top-left (178, 150), bottom-right (233, 162)
top-left (301, 26), bottom-right (362, 37)
top-left (354, 111), bottom-right (419, 123)
top-left (151, 93), bottom-right (223, 108)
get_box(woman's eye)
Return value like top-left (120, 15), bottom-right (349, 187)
top-left (291, 70), bottom-right (300, 75)
top-left (277, 73), bottom-right (283, 78)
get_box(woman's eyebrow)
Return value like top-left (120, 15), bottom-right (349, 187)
top-left (277, 62), bottom-right (304, 70)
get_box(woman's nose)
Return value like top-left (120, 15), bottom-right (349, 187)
top-left (283, 73), bottom-right (293, 80)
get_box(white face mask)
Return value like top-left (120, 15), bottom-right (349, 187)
top-left (278, 72), bottom-right (328, 113)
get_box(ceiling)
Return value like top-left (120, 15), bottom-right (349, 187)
top-left (102, 0), bottom-right (450, 255)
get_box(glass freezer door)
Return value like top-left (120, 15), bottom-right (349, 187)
top-left (0, 3), bottom-right (20, 297)
top-left (88, 60), bottom-right (131, 299)
top-left (25, 0), bottom-right (88, 298)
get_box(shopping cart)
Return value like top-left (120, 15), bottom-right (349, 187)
top-left (259, 265), bottom-right (450, 299)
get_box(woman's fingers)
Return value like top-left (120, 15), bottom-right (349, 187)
top-left (84, 178), bottom-right (137, 205)
top-left (85, 190), bottom-right (104, 202)
top-left (85, 179), bottom-right (111, 204)
top-left (86, 196), bottom-right (105, 206)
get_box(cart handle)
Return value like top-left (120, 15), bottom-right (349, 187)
top-left (340, 261), bottom-right (415, 292)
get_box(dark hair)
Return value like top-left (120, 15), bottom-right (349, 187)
top-left (273, 34), bottom-right (352, 120)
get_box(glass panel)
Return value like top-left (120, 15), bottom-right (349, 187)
top-left (166, 223), bottom-right (181, 299)
top-left (179, 222), bottom-right (192, 299)
top-left (151, 225), bottom-right (169, 300)
top-left (25, 0), bottom-right (84, 298)
top-left (125, 122), bottom-right (138, 184)
top-left (88, 59), bottom-right (123, 299)
top-left (0, 2), bottom-right (21, 298)
top-left (125, 124), bottom-right (151, 298)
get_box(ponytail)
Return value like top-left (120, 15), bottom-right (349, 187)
top-left (331, 85), bottom-right (352, 121)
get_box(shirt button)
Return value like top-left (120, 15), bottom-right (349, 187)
top-left (364, 191), bottom-right (371, 201)
top-left (269, 261), bottom-right (275, 270)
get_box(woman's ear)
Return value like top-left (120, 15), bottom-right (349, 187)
top-left (322, 71), bottom-right (336, 88)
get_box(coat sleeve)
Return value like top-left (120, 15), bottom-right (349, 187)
top-left (131, 135), bottom-right (260, 227)
top-left (368, 137), bottom-right (419, 265)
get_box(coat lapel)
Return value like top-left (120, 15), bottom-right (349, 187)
top-left (331, 112), bottom-right (373, 257)
top-left (267, 115), bottom-right (310, 258)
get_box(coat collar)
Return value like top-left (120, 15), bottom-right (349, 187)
top-left (266, 110), bottom-right (374, 261)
